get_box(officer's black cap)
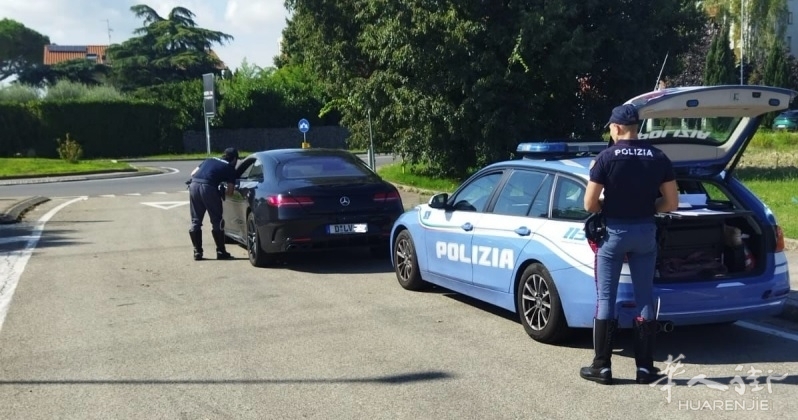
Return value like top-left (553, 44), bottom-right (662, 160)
top-left (223, 147), bottom-right (239, 160)
top-left (605, 104), bottom-right (640, 128)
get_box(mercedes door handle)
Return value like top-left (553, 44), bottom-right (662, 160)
top-left (461, 223), bottom-right (473, 231)
top-left (514, 226), bottom-right (531, 236)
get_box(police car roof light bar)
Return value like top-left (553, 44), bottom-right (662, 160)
top-left (516, 141), bottom-right (607, 160)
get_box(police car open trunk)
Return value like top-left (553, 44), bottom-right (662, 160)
top-left (653, 202), bottom-right (766, 283)
top-left (626, 85), bottom-right (796, 283)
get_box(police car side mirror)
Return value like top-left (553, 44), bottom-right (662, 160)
top-left (428, 193), bottom-right (450, 209)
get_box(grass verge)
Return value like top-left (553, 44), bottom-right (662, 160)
top-left (0, 158), bottom-right (133, 178)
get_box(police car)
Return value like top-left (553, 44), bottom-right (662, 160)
top-left (390, 85), bottom-right (794, 344)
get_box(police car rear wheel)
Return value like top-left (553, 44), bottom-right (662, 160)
top-left (394, 230), bottom-right (426, 290)
top-left (516, 263), bottom-right (568, 343)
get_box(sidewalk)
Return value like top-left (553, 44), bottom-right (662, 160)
top-left (1, 178), bottom-right (797, 326)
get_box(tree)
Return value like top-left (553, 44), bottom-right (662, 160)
top-left (698, 0), bottom-right (789, 76)
top-left (0, 19), bottom-right (50, 82)
top-left (16, 59), bottom-right (110, 87)
top-left (704, 22), bottom-right (737, 86)
top-left (106, 4), bottom-right (234, 90)
top-left (282, 0), bottom-right (704, 177)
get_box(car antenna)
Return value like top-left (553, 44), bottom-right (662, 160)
top-left (637, 51), bottom-right (670, 138)
top-left (653, 51), bottom-right (669, 91)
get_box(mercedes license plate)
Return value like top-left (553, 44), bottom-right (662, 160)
top-left (328, 223), bottom-right (368, 234)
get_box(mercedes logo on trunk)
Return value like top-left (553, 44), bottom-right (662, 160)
top-left (339, 196), bottom-right (351, 206)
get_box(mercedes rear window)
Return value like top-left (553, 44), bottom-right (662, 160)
top-left (280, 155), bottom-right (373, 179)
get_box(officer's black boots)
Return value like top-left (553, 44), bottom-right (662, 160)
top-left (189, 230), bottom-right (203, 260)
top-left (212, 230), bottom-right (234, 260)
top-left (580, 318), bottom-right (617, 385)
top-left (633, 318), bottom-right (665, 384)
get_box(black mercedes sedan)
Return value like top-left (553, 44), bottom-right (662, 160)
top-left (222, 148), bottom-right (405, 267)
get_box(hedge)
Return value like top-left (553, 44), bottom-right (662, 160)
top-left (0, 100), bottom-right (183, 158)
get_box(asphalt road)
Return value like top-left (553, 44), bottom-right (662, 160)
top-left (0, 154), bottom-right (399, 199)
top-left (1, 192), bottom-right (797, 419)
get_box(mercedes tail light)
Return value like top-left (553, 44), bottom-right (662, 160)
top-left (373, 191), bottom-right (401, 202)
top-left (266, 194), bottom-right (314, 207)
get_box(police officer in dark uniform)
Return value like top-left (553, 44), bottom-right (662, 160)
top-left (188, 147), bottom-right (239, 260)
top-left (580, 104), bottom-right (679, 385)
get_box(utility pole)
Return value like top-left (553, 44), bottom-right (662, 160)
top-left (104, 19), bottom-right (113, 44)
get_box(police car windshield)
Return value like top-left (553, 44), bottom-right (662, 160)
top-left (638, 116), bottom-right (742, 145)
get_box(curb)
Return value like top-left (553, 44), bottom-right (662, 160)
top-left (0, 196), bottom-right (50, 224)
top-left (0, 167), bottom-right (170, 186)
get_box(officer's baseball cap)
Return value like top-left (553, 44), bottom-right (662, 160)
top-left (223, 147), bottom-right (239, 160)
top-left (605, 104), bottom-right (640, 128)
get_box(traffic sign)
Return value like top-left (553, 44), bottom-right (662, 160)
top-left (202, 73), bottom-right (216, 117)
top-left (298, 119), bottom-right (310, 133)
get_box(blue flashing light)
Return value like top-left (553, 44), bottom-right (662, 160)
top-left (516, 141), bottom-right (607, 159)
top-left (517, 142), bottom-right (568, 153)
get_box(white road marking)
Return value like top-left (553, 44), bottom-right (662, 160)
top-left (736, 321), bottom-right (798, 343)
top-left (99, 194), bottom-right (115, 198)
top-left (0, 196), bottom-right (88, 332)
top-left (126, 193), bottom-right (142, 196)
top-left (141, 201), bottom-right (189, 210)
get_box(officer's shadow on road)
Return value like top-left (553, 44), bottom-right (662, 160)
top-left (270, 248), bottom-right (394, 275)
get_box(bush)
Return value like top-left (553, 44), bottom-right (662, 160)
top-left (0, 100), bottom-right (182, 158)
top-left (0, 84), bottom-right (41, 103)
top-left (44, 80), bottom-right (91, 102)
top-left (56, 133), bottom-right (83, 163)
top-left (43, 80), bottom-right (126, 102)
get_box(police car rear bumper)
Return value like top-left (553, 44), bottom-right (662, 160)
top-left (652, 299), bottom-right (786, 326)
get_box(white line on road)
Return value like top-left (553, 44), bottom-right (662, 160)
top-left (736, 321), bottom-right (798, 343)
top-left (0, 196), bottom-right (88, 332)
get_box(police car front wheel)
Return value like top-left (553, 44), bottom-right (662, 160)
top-left (393, 230), bottom-right (427, 291)
top-left (516, 263), bottom-right (569, 344)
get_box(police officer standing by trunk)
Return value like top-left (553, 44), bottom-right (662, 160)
top-left (188, 147), bottom-right (239, 260)
top-left (580, 104), bottom-right (679, 385)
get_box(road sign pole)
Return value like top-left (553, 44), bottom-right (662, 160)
top-left (204, 115), bottom-right (211, 156)
top-left (298, 118), bottom-right (310, 148)
top-left (368, 109), bottom-right (376, 170)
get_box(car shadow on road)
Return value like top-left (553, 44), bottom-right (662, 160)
top-left (270, 248), bottom-right (395, 274)
top-left (563, 322), bottom-right (798, 368)
top-left (427, 287), bottom-right (798, 369)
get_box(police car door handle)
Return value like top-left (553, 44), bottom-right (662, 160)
top-left (461, 222), bottom-right (473, 231)
top-left (514, 226), bottom-right (531, 236)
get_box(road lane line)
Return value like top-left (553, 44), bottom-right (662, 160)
top-left (736, 321), bottom-right (798, 342)
top-left (0, 196), bottom-right (88, 332)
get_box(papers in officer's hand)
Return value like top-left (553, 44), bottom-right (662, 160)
top-left (677, 194), bottom-right (707, 209)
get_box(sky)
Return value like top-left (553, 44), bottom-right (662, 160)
top-left (1, 0), bottom-right (290, 70)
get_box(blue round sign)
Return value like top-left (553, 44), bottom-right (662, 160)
top-left (298, 118), bottom-right (310, 133)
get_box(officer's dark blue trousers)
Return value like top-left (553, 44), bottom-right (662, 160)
top-left (189, 182), bottom-right (224, 233)
top-left (595, 218), bottom-right (657, 321)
